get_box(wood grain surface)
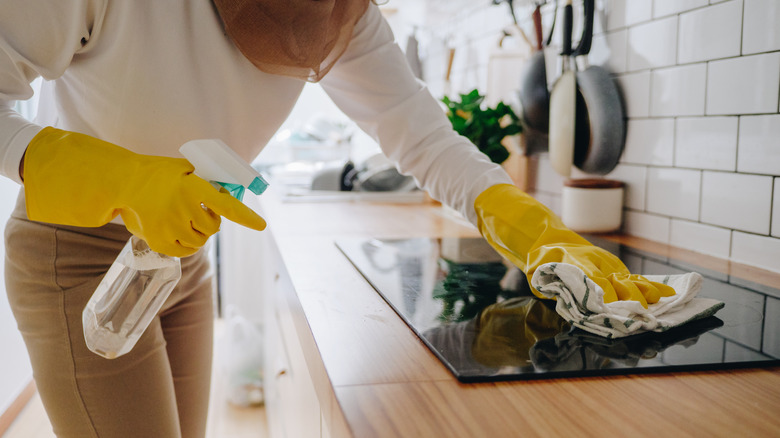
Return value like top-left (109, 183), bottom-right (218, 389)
top-left (258, 190), bottom-right (780, 438)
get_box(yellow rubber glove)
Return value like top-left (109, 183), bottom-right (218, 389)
top-left (474, 184), bottom-right (675, 308)
top-left (23, 127), bottom-right (266, 257)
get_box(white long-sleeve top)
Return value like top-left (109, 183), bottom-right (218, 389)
top-left (0, 0), bottom-right (512, 225)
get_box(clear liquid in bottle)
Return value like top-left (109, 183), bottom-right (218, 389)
top-left (83, 236), bottom-right (181, 359)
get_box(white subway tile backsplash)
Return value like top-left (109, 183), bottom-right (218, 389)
top-left (622, 118), bottom-right (674, 165)
top-left (470, 5), bottom-right (489, 36)
top-left (474, 5), bottom-right (508, 39)
top-left (591, 5), bottom-right (607, 36)
top-left (532, 191), bottom-right (562, 217)
top-left (534, 153), bottom-right (567, 194)
top-left (678, 0), bottom-right (743, 64)
top-left (617, 71), bottom-right (651, 117)
top-left (589, 30), bottom-right (628, 73)
top-left (473, 34), bottom-right (497, 70)
top-left (669, 219), bottom-right (732, 258)
top-left (773, 177), bottom-right (779, 238)
top-left (419, 0), bottom-right (780, 275)
top-left (701, 172), bottom-right (773, 234)
top-left (473, 64), bottom-right (488, 95)
top-left (539, 2), bottom-right (559, 37)
top-left (675, 117), bottom-right (738, 170)
top-left (605, 0), bottom-right (626, 31)
top-left (653, 0), bottom-right (709, 17)
top-left (606, 164), bottom-right (647, 209)
top-left (731, 232), bottom-right (780, 273)
top-left (743, 0), bottom-right (780, 54)
top-left (650, 64), bottom-right (707, 116)
top-left (606, 0), bottom-right (653, 31)
top-left (737, 115), bottom-right (780, 175)
top-left (423, 40), bottom-right (447, 85)
top-left (627, 16), bottom-right (678, 70)
top-left (626, 0), bottom-right (654, 26)
top-left (623, 210), bottom-right (670, 242)
top-left (706, 53), bottom-right (780, 115)
top-left (646, 167), bottom-right (701, 220)
top-left (450, 35), bottom-right (469, 74)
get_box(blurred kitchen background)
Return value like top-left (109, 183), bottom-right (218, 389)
top-left (218, 0), bottom-right (780, 354)
top-left (2, 0), bottom-right (780, 434)
top-left (252, 0), bottom-right (780, 275)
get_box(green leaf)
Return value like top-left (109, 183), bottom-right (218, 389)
top-left (440, 88), bottom-right (521, 165)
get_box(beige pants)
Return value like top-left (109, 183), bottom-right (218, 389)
top-left (4, 191), bottom-right (215, 438)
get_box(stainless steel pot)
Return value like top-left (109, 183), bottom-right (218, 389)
top-left (571, 0), bottom-right (626, 175)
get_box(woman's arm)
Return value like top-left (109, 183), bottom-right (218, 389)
top-left (318, 4), bottom-right (513, 225)
top-left (0, 0), bottom-right (107, 183)
top-left (319, 5), bottom-right (674, 308)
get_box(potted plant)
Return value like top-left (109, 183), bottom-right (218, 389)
top-left (441, 89), bottom-right (522, 165)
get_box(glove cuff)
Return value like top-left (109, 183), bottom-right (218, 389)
top-left (474, 183), bottom-right (590, 286)
top-left (24, 127), bottom-right (137, 226)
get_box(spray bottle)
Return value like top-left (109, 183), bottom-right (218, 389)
top-left (82, 139), bottom-right (268, 359)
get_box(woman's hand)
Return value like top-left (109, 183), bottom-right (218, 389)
top-left (474, 184), bottom-right (674, 308)
top-left (23, 127), bottom-right (266, 257)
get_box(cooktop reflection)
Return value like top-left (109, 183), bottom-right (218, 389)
top-left (335, 236), bottom-right (780, 382)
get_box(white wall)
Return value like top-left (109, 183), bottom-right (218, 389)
top-left (0, 178), bottom-right (29, 417)
top-left (0, 93), bottom-right (34, 415)
top-left (412, 0), bottom-right (780, 273)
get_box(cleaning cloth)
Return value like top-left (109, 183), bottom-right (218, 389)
top-left (530, 263), bottom-right (724, 338)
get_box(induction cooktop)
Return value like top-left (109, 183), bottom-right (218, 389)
top-left (336, 235), bottom-right (780, 382)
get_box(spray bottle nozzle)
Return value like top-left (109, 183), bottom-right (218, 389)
top-left (179, 139), bottom-right (269, 202)
top-left (214, 176), bottom-right (268, 201)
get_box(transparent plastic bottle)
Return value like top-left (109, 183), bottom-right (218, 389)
top-left (82, 236), bottom-right (182, 359)
top-left (82, 138), bottom-right (267, 359)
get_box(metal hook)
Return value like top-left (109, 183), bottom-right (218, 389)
top-left (491, 0), bottom-right (519, 25)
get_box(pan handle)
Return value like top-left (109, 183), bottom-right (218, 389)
top-left (544, 0), bottom-right (558, 47)
top-left (572, 0), bottom-right (595, 57)
top-left (561, 0), bottom-right (573, 57)
top-left (532, 4), bottom-right (543, 51)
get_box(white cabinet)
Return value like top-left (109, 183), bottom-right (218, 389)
top-left (219, 196), bottom-right (335, 437)
top-left (261, 232), bottom-right (327, 438)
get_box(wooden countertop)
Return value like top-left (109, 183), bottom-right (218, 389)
top-left (258, 189), bottom-right (780, 438)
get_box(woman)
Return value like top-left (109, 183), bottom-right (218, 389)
top-left (0, 1), bottom-right (672, 436)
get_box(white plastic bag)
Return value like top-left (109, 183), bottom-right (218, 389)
top-left (218, 306), bottom-right (264, 406)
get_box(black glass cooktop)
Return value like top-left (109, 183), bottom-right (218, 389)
top-left (336, 236), bottom-right (780, 382)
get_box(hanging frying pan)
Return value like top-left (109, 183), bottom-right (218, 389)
top-left (518, 4), bottom-right (548, 133)
top-left (517, 1), bottom-right (557, 155)
top-left (572, 0), bottom-right (626, 174)
top-left (547, 0), bottom-right (576, 177)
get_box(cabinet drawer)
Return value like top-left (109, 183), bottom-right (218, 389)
top-left (265, 259), bottom-right (322, 438)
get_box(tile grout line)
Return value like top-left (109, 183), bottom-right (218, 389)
top-left (423, 0), bottom-right (780, 258)
top-left (770, 177), bottom-right (777, 238)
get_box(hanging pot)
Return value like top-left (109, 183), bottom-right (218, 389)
top-left (517, 1), bottom-right (557, 155)
top-left (547, 0), bottom-right (576, 177)
top-left (572, 0), bottom-right (626, 174)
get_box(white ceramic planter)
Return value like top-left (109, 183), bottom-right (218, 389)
top-left (561, 178), bottom-right (624, 233)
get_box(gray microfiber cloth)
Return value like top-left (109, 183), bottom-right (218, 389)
top-left (531, 263), bottom-right (725, 338)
